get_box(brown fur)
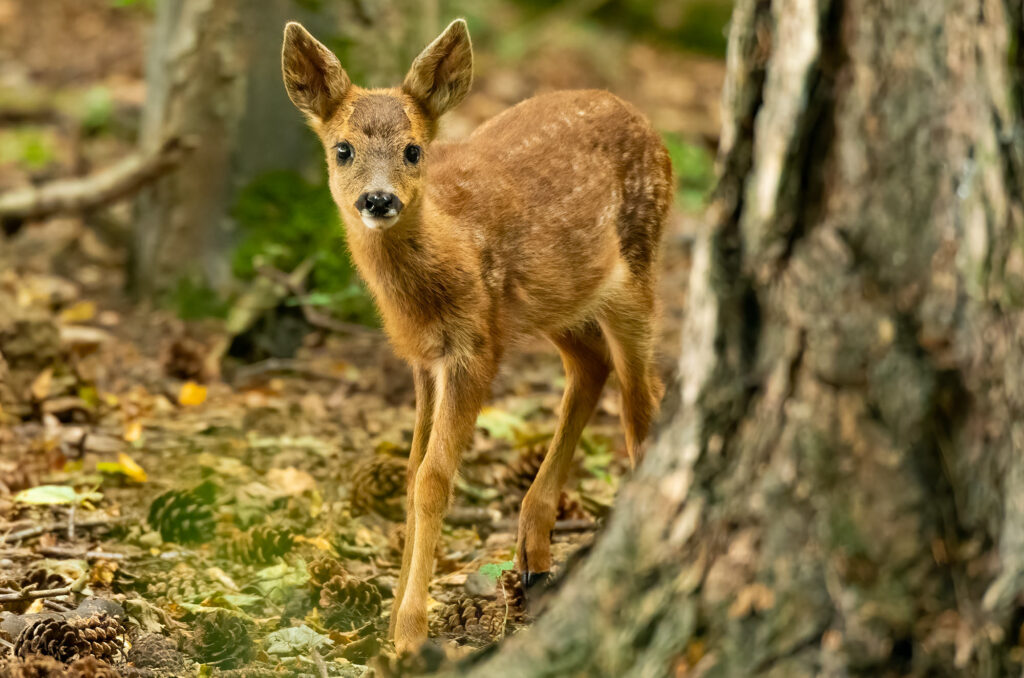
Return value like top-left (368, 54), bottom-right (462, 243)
top-left (282, 19), bottom-right (672, 653)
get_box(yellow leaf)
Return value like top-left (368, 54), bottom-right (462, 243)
top-left (117, 452), bottom-right (148, 483)
top-left (178, 381), bottom-right (207, 407)
top-left (30, 368), bottom-right (53, 401)
top-left (59, 300), bottom-right (97, 324)
top-left (123, 420), bottom-right (143, 442)
top-left (294, 535), bottom-right (334, 553)
top-left (265, 467), bottom-right (316, 496)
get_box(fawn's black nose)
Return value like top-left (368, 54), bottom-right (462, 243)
top-left (357, 192), bottom-right (402, 218)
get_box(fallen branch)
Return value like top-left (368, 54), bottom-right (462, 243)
top-left (0, 516), bottom-right (122, 544)
top-left (0, 137), bottom-right (190, 221)
top-left (0, 584), bottom-right (73, 602)
top-left (232, 358), bottom-right (350, 387)
top-left (37, 546), bottom-right (130, 561)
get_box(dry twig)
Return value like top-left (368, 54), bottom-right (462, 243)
top-left (0, 137), bottom-right (190, 221)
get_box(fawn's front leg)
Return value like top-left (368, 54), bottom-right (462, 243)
top-left (389, 365), bottom-right (435, 639)
top-left (393, 356), bottom-right (493, 654)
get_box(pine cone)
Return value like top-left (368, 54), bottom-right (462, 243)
top-left (160, 334), bottom-right (210, 382)
top-left (319, 573), bottom-right (382, 631)
top-left (306, 557), bottom-right (345, 592)
top-left (14, 613), bottom-right (123, 663)
top-left (0, 654), bottom-right (67, 677)
top-left (21, 569), bottom-right (67, 593)
top-left (65, 656), bottom-right (119, 678)
top-left (436, 596), bottom-right (505, 643)
top-left (147, 487), bottom-right (216, 544)
top-left (496, 570), bottom-right (528, 625)
top-left (217, 525), bottom-right (293, 564)
top-left (190, 610), bottom-right (254, 669)
top-left (126, 633), bottom-right (186, 672)
top-left (502, 445), bottom-right (546, 494)
top-left (145, 564), bottom-right (206, 605)
top-left (349, 455), bottom-right (406, 521)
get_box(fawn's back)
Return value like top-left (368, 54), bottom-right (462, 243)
top-left (425, 89), bottom-right (673, 339)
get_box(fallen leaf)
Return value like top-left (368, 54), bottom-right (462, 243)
top-left (265, 625), bottom-right (333, 656)
top-left (728, 583), bottom-right (776, 619)
top-left (105, 452), bottom-right (148, 482)
top-left (30, 368), bottom-right (53, 401)
top-left (265, 467), bottom-right (317, 496)
top-left (59, 300), bottom-right (96, 323)
top-left (476, 407), bottom-right (527, 441)
top-left (14, 485), bottom-right (103, 506)
top-left (123, 420), bottom-right (143, 442)
top-left (178, 381), bottom-right (207, 406)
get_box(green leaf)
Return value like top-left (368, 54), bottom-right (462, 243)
top-left (476, 407), bottom-right (527, 442)
top-left (14, 485), bottom-right (102, 506)
top-left (265, 625), bottom-right (334, 656)
top-left (249, 560), bottom-right (309, 604)
top-left (478, 560), bottom-right (515, 583)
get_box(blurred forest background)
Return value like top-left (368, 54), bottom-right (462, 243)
top-left (0, 1), bottom-right (729, 675)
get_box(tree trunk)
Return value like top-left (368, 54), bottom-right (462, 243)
top-left (436, 1), bottom-right (1024, 676)
top-left (130, 0), bottom-right (434, 298)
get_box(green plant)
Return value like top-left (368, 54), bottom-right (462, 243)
top-left (232, 171), bottom-right (377, 325)
top-left (663, 132), bottom-right (716, 211)
top-left (0, 127), bottom-right (56, 171)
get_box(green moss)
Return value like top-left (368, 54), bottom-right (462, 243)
top-left (231, 171), bottom-right (377, 326)
top-left (663, 132), bottom-right (716, 211)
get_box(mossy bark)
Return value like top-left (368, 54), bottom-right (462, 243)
top-left (434, 1), bottom-right (1024, 676)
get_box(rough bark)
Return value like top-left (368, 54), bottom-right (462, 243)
top-left (130, 0), bottom-right (434, 297)
top-left (432, 1), bottom-right (1024, 676)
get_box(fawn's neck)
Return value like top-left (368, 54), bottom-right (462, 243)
top-left (345, 200), bottom-right (457, 325)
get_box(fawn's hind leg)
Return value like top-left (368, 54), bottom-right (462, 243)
top-left (517, 322), bottom-right (610, 585)
top-left (598, 284), bottom-right (663, 466)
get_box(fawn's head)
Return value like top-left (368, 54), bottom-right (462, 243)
top-left (282, 20), bottom-right (473, 231)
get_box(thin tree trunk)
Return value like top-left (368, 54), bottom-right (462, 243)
top-left (435, 1), bottom-right (1024, 676)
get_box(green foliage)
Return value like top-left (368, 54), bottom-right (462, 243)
top-left (108, 0), bottom-right (154, 10)
top-left (663, 133), bottom-right (716, 212)
top-left (0, 127), bottom-right (56, 170)
top-left (478, 560), bottom-right (515, 583)
top-left (80, 87), bottom-right (114, 134)
top-left (165, 276), bottom-right (230, 320)
top-left (508, 0), bottom-right (732, 56)
top-left (232, 171), bottom-right (377, 326)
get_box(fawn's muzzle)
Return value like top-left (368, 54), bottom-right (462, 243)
top-left (356, 192), bottom-right (403, 219)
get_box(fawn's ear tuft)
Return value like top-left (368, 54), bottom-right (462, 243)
top-left (282, 21), bottom-right (351, 124)
top-left (402, 19), bottom-right (473, 120)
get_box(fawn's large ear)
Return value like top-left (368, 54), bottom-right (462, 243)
top-left (282, 22), bottom-right (351, 124)
top-left (402, 19), bottom-right (473, 120)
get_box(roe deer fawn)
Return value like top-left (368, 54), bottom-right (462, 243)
top-left (282, 18), bottom-right (671, 653)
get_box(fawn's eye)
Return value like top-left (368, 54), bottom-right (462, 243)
top-left (404, 144), bottom-right (421, 165)
top-left (335, 141), bottom-right (353, 165)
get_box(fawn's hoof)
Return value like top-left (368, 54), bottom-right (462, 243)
top-left (521, 571), bottom-right (551, 590)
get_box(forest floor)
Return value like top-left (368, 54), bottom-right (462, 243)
top-left (0, 1), bottom-right (722, 676)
